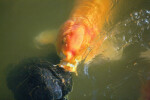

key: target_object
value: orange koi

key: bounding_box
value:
[56,0,113,73]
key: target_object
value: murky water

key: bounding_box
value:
[0,0,150,100]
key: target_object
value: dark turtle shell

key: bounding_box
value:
[7,57,72,100]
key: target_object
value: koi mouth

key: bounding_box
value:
[59,59,79,73]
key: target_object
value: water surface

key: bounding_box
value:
[0,0,150,100]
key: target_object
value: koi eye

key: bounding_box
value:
[59,52,66,59]
[62,39,65,45]
[62,36,67,45]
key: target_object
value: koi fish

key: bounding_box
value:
[56,0,113,73]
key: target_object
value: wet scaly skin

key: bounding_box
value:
[56,0,112,73]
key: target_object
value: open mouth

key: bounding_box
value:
[59,59,79,72]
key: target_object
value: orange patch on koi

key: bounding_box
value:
[56,0,113,72]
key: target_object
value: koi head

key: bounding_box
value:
[56,20,86,72]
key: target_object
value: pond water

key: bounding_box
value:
[0,0,150,100]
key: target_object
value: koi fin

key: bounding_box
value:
[84,35,123,64]
[34,29,58,49]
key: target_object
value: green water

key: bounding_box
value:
[0,0,150,100]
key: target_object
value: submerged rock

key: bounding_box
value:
[7,57,72,100]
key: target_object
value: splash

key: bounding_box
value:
[108,9,150,49]
[82,9,150,100]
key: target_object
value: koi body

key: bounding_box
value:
[56,0,113,72]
